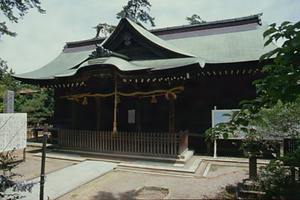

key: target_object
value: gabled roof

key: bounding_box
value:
[14,18,201,82]
[101,18,195,58]
[14,14,276,83]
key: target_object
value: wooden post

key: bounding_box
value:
[34,129,39,142]
[96,97,101,131]
[23,148,26,162]
[113,79,118,134]
[136,98,141,132]
[207,140,211,156]
[72,101,77,129]
[40,123,48,200]
[168,94,175,134]
[249,155,257,179]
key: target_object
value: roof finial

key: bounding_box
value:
[94,23,104,38]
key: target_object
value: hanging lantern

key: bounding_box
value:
[151,95,157,103]
[82,97,88,105]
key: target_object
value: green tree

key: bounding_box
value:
[0,59,19,111]
[206,20,300,199]
[186,14,205,25]
[1,1,47,199]
[116,0,155,27]
[15,86,54,126]
[1,150,35,199]
[94,23,116,38]
[1,0,46,110]
[206,20,300,141]
[254,100,300,139]
[0,0,45,37]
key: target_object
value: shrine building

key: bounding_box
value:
[14,14,276,159]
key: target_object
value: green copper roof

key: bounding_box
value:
[102,18,195,57]
[54,56,205,78]
[167,22,277,63]
[14,49,93,80]
[14,15,275,83]
[15,18,201,81]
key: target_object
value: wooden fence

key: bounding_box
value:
[58,130,188,157]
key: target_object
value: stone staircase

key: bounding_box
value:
[115,156,202,178]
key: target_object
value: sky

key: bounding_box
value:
[1,0,300,74]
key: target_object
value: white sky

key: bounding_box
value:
[1,0,300,74]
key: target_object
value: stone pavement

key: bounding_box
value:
[17,160,117,200]
[8,147,270,199]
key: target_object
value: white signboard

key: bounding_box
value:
[211,109,240,158]
[212,109,240,127]
[0,113,27,152]
[128,110,135,124]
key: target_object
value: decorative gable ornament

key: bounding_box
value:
[89,45,112,59]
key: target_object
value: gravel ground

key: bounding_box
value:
[5,148,249,199]
[5,147,77,182]
[59,166,247,199]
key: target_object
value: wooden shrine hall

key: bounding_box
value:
[15,14,276,159]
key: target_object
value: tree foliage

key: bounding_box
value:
[1,150,35,199]
[0,63,54,126]
[116,0,155,27]
[186,14,205,25]
[206,20,300,142]
[94,23,116,38]
[0,0,45,37]
[206,20,300,199]
[0,59,18,111]
[254,100,300,139]
[15,86,54,126]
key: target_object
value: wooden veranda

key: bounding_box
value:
[58,130,188,157]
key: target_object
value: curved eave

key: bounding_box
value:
[13,49,94,81]
[53,57,206,79]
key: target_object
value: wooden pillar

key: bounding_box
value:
[72,101,77,129]
[168,94,175,134]
[96,97,101,131]
[249,156,257,179]
[113,79,118,133]
[136,98,141,132]
[207,140,212,156]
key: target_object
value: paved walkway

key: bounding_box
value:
[18,160,117,200]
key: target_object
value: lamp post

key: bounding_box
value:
[40,124,48,200]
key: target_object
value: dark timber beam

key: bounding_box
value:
[96,97,101,131]
[168,94,175,134]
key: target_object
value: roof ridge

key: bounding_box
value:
[150,13,263,33]
[64,13,263,49]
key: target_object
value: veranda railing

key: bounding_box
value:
[58,130,188,157]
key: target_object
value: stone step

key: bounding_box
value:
[115,156,202,178]
[115,165,195,178]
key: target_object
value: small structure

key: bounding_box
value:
[14,14,276,158]
[0,113,27,160]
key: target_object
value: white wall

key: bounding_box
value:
[0,113,27,152]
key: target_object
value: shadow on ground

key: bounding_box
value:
[93,190,136,200]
